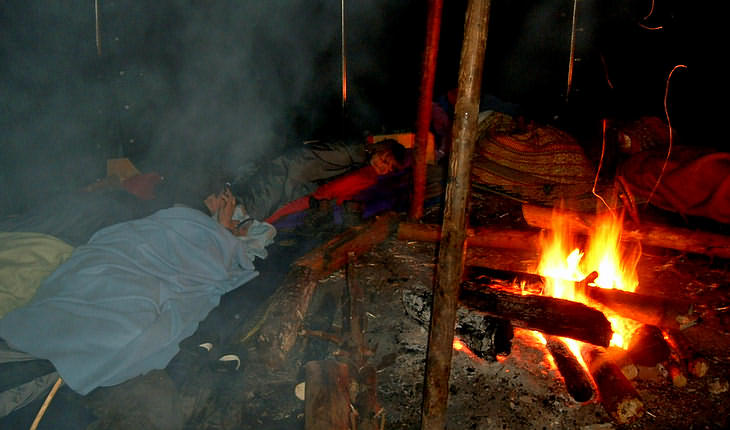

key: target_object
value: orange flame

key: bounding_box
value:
[537,208,642,352]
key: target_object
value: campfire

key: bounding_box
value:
[451,207,708,425]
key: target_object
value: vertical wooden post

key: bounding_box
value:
[409,0,444,221]
[420,1,491,429]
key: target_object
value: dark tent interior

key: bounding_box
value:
[1,1,727,430]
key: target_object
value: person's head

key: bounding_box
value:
[369,139,408,176]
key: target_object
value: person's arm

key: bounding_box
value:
[265,167,380,224]
[265,195,312,224]
[312,166,379,204]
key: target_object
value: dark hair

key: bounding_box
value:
[373,139,409,168]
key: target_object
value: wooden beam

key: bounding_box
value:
[297,212,399,276]
[522,204,730,259]
[421,1,491,429]
[304,360,352,430]
[397,222,542,251]
[243,213,399,369]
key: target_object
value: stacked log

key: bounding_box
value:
[581,345,645,425]
[544,336,594,402]
[460,282,613,347]
[241,213,399,369]
[664,329,710,378]
[522,204,730,260]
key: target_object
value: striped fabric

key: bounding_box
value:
[471,112,595,205]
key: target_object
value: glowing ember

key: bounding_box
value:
[453,338,466,351]
[452,337,483,362]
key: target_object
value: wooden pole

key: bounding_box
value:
[421,1,491,429]
[410,0,444,221]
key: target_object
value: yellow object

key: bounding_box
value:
[369,132,436,164]
[106,158,141,180]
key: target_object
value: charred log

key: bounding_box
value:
[402,287,513,360]
[460,281,613,347]
[581,345,645,425]
[582,285,698,331]
[663,329,710,378]
[466,266,699,332]
[627,324,672,366]
[545,336,594,402]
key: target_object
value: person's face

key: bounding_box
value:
[370,151,396,175]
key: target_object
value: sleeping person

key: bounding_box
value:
[0,195,275,397]
[229,138,409,224]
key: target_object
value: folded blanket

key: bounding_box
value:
[0,233,73,319]
[0,207,273,394]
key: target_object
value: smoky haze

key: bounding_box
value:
[0,1,423,214]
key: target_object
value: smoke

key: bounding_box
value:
[0,1,423,213]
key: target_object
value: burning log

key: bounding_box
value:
[522,204,730,260]
[544,336,594,402]
[580,345,645,425]
[626,324,671,366]
[243,213,399,369]
[605,346,639,380]
[466,266,698,332]
[663,329,710,378]
[582,284,698,331]
[304,360,352,430]
[460,281,613,347]
[626,324,689,386]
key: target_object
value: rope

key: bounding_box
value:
[645,64,687,206]
[94,0,102,56]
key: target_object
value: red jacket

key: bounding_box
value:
[265,166,379,224]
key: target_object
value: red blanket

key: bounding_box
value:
[619,147,730,223]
